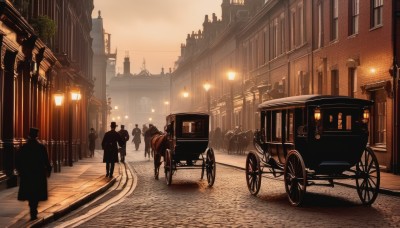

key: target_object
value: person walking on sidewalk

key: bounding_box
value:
[102,122,125,178]
[88,128,97,157]
[132,123,141,151]
[16,127,52,221]
[118,125,129,163]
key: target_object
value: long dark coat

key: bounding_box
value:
[132,127,142,144]
[88,132,97,151]
[102,130,124,163]
[16,139,51,201]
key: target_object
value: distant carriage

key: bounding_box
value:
[153,113,216,186]
[246,95,380,206]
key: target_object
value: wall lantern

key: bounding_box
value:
[70,88,81,101]
[54,91,64,106]
[363,109,370,123]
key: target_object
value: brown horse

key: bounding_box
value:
[148,126,169,179]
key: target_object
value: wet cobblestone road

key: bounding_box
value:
[80,149,400,227]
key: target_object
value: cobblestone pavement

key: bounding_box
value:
[75,145,400,227]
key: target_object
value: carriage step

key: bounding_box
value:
[307,180,334,187]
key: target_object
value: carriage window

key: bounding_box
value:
[273,111,282,141]
[182,119,206,137]
[287,111,294,142]
[323,108,354,131]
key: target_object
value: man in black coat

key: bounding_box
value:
[132,124,142,151]
[102,122,124,178]
[118,125,129,163]
[16,127,52,221]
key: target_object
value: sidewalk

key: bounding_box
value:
[0,150,119,228]
[213,149,400,196]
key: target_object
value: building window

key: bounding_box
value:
[348,68,357,97]
[318,3,323,48]
[290,9,296,50]
[298,71,309,95]
[279,13,285,55]
[317,72,323,94]
[264,29,269,63]
[330,0,339,41]
[298,2,304,45]
[371,0,383,28]
[349,0,359,35]
[371,90,386,147]
[331,69,339,95]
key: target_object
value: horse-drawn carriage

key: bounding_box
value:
[247,95,380,206]
[153,112,216,186]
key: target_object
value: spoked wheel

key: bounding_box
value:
[164,149,173,185]
[206,148,216,187]
[245,151,261,195]
[355,147,380,206]
[284,150,307,206]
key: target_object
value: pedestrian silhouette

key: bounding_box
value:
[16,127,52,221]
[132,123,142,151]
[88,128,97,157]
[102,122,125,178]
[118,125,129,163]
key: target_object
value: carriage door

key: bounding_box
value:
[283,109,295,159]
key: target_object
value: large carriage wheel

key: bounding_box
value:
[355,147,380,206]
[284,150,307,206]
[164,149,173,185]
[245,151,262,195]
[206,148,216,187]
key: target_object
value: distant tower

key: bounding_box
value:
[221,0,231,26]
[123,51,131,75]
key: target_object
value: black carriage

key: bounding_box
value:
[162,113,216,186]
[247,95,380,206]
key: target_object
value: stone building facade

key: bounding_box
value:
[0,0,94,188]
[172,0,400,173]
[107,56,171,131]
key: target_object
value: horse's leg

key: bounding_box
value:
[154,152,161,180]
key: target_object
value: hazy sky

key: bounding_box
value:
[92,0,221,74]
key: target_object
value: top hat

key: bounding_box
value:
[29,127,39,138]
[110,122,118,128]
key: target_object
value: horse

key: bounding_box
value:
[147,125,169,179]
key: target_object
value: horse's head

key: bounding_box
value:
[148,125,162,137]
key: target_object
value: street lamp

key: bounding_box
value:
[203,81,211,115]
[53,91,64,172]
[227,71,236,129]
[183,86,189,98]
[68,87,81,166]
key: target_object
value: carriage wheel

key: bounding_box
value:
[355,147,380,206]
[201,156,205,180]
[284,150,307,206]
[245,151,261,195]
[164,149,173,185]
[206,148,216,187]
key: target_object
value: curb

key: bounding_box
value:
[26,177,116,228]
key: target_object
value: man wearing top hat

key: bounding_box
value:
[102,122,125,178]
[118,125,129,163]
[16,127,52,221]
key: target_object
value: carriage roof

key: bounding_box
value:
[258,95,373,110]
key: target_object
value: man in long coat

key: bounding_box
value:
[118,125,129,163]
[88,128,97,157]
[102,122,125,177]
[132,124,142,151]
[16,127,52,221]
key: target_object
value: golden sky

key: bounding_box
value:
[93,0,221,74]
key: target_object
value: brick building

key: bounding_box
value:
[0,0,94,188]
[172,0,400,173]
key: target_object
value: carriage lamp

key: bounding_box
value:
[314,108,321,121]
[363,109,370,123]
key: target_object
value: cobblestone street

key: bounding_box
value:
[76,145,400,227]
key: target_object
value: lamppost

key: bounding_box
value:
[68,87,81,166]
[227,71,236,129]
[203,81,211,114]
[54,91,64,172]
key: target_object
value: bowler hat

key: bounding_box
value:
[110,122,118,128]
[29,127,39,138]
[121,125,125,128]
